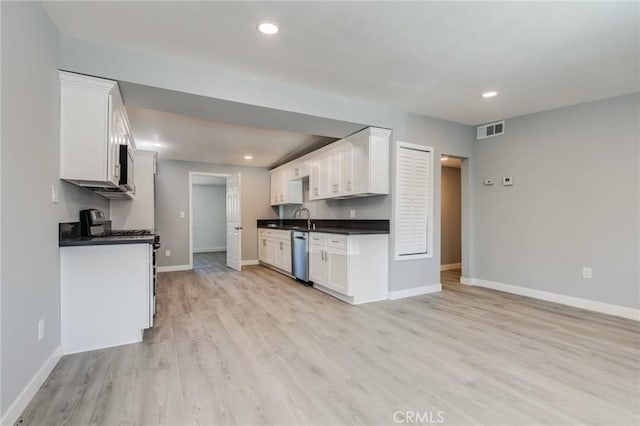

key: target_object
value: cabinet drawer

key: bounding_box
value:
[309,233,326,247]
[271,230,291,240]
[326,234,348,250]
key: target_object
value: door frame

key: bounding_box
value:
[188,171,231,270]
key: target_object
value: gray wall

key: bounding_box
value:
[471,93,640,309]
[1,1,109,416]
[193,185,226,252]
[441,166,461,265]
[155,160,275,267]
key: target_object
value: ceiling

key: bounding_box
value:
[45,1,639,125]
[127,106,336,168]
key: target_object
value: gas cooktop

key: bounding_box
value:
[101,229,153,237]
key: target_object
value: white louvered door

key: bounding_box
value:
[395,143,433,259]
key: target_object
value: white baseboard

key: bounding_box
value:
[193,247,226,253]
[158,264,191,273]
[241,259,259,266]
[441,263,462,271]
[460,277,640,321]
[388,284,442,301]
[0,345,62,426]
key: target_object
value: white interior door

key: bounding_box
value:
[226,173,242,271]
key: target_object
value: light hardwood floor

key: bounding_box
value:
[19,265,640,425]
[193,251,227,270]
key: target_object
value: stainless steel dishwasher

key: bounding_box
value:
[291,231,310,283]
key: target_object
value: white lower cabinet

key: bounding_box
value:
[258,229,292,274]
[309,234,329,284]
[61,243,153,355]
[309,232,388,304]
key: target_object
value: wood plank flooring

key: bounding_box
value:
[193,251,227,270]
[19,265,640,425]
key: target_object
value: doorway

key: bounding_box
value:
[188,172,242,271]
[440,155,463,288]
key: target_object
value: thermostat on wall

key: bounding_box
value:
[503,177,514,186]
[483,179,494,186]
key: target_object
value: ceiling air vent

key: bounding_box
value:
[477,120,505,140]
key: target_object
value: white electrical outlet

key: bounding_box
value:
[349,209,356,218]
[165,249,171,257]
[582,267,592,279]
[51,184,59,203]
[502,177,514,186]
[179,211,185,219]
[38,318,45,341]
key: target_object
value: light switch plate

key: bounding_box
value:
[179,211,185,219]
[582,267,592,279]
[38,318,45,341]
[349,209,356,218]
[483,179,494,186]
[51,184,59,203]
[502,177,514,186]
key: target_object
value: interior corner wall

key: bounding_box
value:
[155,160,275,267]
[471,93,640,309]
[441,166,462,265]
[192,185,227,252]
[1,2,109,419]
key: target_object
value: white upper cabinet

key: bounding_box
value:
[309,155,330,200]
[270,167,302,206]
[288,161,310,179]
[271,127,390,203]
[344,127,390,197]
[59,71,135,198]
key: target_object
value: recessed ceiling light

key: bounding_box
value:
[257,22,279,35]
[441,157,448,161]
[482,91,498,98]
[152,143,163,147]
[244,155,254,160]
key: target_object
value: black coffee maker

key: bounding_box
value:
[79,209,107,237]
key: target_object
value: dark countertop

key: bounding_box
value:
[60,235,156,247]
[257,219,390,235]
[58,221,156,247]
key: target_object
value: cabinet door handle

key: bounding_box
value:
[280,242,283,250]
[330,240,340,243]
[347,181,352,191]
[280,194,284,202]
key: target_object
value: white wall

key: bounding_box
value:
[471,93,640,310]
[193,184,226,252]
[1,2,109,422]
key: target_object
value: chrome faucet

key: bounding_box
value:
[293,207,311,228]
